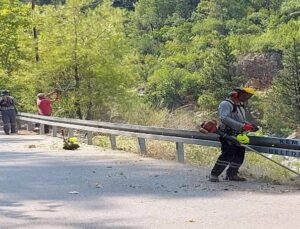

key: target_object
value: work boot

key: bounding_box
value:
[208,174,219,182]
[225,174,247,181]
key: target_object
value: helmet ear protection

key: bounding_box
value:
[229,90,239,98]
[229,87,255,102]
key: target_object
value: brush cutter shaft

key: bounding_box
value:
[200,120,300,176]
[243,145,300,176]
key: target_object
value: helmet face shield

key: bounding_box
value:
[238,91,253,102]
[232,87,255,102]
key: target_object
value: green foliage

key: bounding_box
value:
[250,0,283,12]
[192,18,227,35]
[35,0,66,5]
[0,0,30,75]
[263,39,300,135]
[134,0,199,32]
[0,0,34,111]
[137,34,161,55]
[1,0,299,138]
[112,0,136,10]
[197,40,245,110]
[280,0,300,21]
[31,0,135,119]
[194,0,249,21]
[146,66,200,109]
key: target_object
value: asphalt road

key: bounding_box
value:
[0,133,299,229]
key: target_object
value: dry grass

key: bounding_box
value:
[93,134,300,185]
[186,145,219,167]
[93,107,300,185]
[93,135,176,160]
[243,153,299,184]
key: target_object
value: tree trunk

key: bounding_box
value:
[73,15,82,119]
[86,82,93,120]
[32,0,39,62]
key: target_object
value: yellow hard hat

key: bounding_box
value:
[241,87,256,95]
[236,134,250,144]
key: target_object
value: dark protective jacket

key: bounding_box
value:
[0,96,15,111]
[218,99,248,135]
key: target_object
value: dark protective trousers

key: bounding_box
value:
[211,137,245,177]
[1,109,17,134]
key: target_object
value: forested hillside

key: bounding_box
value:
[0,0,299,136]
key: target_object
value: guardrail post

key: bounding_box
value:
[40,124,45,134]
[27,122,34,131]
[138,138,147,155]
[52,126,58,137]
[176,142,184,163]
[17,119,22,130]
[68,129,74,137]
[110,135,117,150]
[87,131,93,145]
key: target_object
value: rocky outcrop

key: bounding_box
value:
[287,132,300,139]
[237,51,283,89]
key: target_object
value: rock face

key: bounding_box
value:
[237,51,283,89]
[287,132,300,139]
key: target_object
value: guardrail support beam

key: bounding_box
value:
[138,138,147,155]
[68,129,74,137]
[40,124,45,135]
[16,113,300,158]
[176,142,184,163]
[52,126,58,137]
[110,135,117,150]
[87,131,93,145]
[17,120,22,130]
[27,122,34,131]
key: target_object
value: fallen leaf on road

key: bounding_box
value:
[95,183,102,188]
[186,219,195,223]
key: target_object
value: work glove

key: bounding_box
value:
[252,124,260,132]
[242,123,255,132]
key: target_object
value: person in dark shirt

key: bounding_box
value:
[0,90,17,135]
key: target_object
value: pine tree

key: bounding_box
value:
[263,38,300,135]
[198,40,244,110]
[273,38,300,123]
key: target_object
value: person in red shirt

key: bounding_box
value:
[36,90,60,133]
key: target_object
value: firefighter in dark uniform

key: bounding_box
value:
[0,90,17,135]
[209,87,257,182]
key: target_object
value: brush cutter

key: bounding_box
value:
[199,120,300,176]
[61,129,80,150]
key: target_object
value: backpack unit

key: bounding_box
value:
[0,96,14,107]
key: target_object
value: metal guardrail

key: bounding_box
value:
[16,112,300,163]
